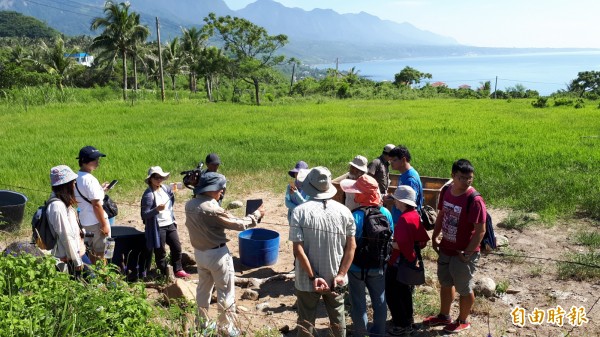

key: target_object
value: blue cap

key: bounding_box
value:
[194,172,227,195]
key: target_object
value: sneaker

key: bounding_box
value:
[387,326,413,336]
[443,320,471,334]
[422,314,452,327]
[174,270,191,278]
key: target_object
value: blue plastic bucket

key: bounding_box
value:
[238,228,280,268]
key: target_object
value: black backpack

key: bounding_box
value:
[440,186,497,253]
[352,206,392,275]
[31,198,60,250]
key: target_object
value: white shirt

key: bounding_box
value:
[154,187,173,227]
[75,171,107,226]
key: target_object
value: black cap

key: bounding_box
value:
[76,146,106,162]
[205,153,221,165]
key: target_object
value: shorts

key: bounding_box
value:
[84,223,108,254]
[437,251,480,296]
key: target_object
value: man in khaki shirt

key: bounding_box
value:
[185,172,265,335]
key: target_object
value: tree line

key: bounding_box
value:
[1,2,598,105]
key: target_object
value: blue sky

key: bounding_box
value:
[223,0,600,48]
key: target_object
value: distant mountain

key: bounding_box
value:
[237,0,457,46]
[0,0,465,62]
[0,11,59,39]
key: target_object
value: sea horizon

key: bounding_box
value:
[315,50,600,96]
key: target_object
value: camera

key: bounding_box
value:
[181,162,204,190]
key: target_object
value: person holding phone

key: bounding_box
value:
[75,145,110,264]
[285,160,309,224]
[141,166,190,279]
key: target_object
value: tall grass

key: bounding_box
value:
[0,98,598,223]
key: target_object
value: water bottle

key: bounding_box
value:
[104,237,115,259]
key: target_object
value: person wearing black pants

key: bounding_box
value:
[141,166,191,279]
[386,186,430,336]
[385,265,415,333]
[154,223,183,275]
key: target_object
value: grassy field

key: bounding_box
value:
[0,98,599,223]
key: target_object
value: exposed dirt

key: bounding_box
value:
[6,188,598,337]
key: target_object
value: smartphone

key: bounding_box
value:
[106,179,118,190]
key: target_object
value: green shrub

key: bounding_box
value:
[0,253,169,337]
[531,97,549,108]
[554,98,573,106]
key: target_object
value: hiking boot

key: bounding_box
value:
[174,270,192,278]
[443,320,471,334]
[422,314,452,327]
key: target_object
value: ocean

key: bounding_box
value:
[316,51,600,96]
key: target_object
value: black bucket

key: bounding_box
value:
[110,226,149,282]
[0,190,28,232]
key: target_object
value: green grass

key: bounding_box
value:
[498,211,537,231]
[557,252,600,281]
[0,98,599,227]
[575,230,600,248]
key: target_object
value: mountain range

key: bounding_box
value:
[0,0,571,63]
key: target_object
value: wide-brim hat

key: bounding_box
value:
[288,160,309,178]
[392,185,417,207]
[296,168,310,183]
[340,175,379,195]
[349,155,368,173]
[302,166,337,200]
[145,166,170,183]
[383,144,395,154]
[50,165,78,187]
[194,172,227,195]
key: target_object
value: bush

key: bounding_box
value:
[0,253,169,336]
[531,97,549,108]
[554,98,573,106]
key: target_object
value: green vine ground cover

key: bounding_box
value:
[0,98,598,222]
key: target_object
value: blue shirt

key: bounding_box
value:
[349,206,394,273]
[391,167,424,224]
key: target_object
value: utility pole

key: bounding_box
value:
[156,17,165,102]
[289,61,296,95]
[494,76,498,99]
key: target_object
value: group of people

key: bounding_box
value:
[43,143,487,337]
[284,144,487,336]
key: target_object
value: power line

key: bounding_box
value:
[24,0,99,19]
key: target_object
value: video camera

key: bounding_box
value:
[180,162,204,190]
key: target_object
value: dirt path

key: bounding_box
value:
[87,189,600,336]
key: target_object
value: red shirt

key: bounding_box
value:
[438,186,487,256]
[389,209,430,264]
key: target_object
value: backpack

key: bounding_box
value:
[31,198,60,250]
[440,185,497,253]
[419,205,437,231]
[352,206,392,275]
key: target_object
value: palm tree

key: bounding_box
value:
[90,1,149,100]
[181,27,207,93]
[30,37,76,91]
[163,37,187,91]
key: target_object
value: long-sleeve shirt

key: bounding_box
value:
[185,194,260,251]
[367,155,390,195]
[47,200,83,267]
[285,184,308,223]
[389,209,430,264]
